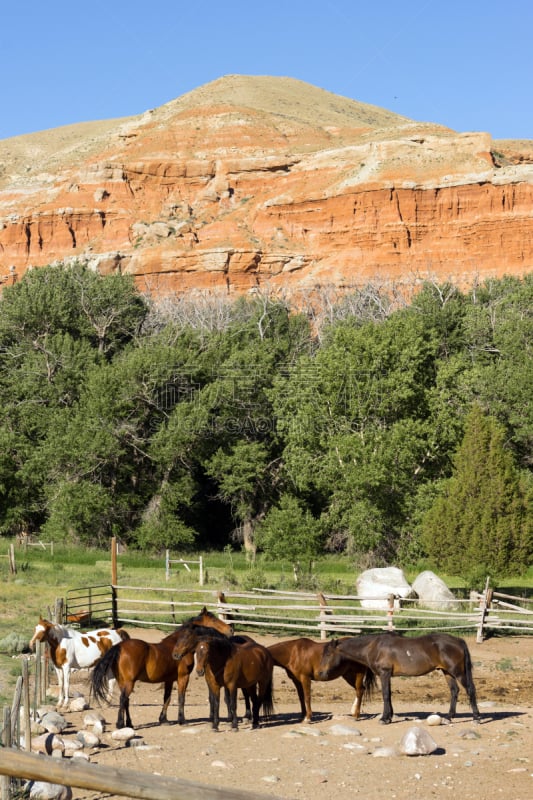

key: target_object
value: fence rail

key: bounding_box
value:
[64,582,533,641]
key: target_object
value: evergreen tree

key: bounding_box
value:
[421,404,532,579]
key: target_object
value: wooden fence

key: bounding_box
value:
[64,582,533,642]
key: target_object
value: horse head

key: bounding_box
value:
[29,617,53,650]
[195,640,209,677]
[317,638,342,679]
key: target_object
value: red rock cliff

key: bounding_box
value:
[1,75,532,296]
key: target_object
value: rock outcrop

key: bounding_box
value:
[1,75,532,297]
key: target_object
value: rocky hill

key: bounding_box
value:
[1,74,532,297]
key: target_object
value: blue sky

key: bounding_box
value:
[2,0,531,141]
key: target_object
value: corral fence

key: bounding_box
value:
[1,582,532,798]
[64,580,533,643]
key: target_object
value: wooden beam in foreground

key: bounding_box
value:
[0,749,282,800]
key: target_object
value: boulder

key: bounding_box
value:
[398,726,438,756]
[412,571,460,610]
[356,567,414,610]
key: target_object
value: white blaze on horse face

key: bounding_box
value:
[29,623,46,648]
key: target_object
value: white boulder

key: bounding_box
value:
[412,571,460,610]
[356,567,414,610]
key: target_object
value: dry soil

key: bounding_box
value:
[53,631,533,800]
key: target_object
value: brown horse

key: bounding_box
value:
[318,632,481,724]
[91,607,232,728]
[268,637,376,722]
[172,625,256,722]
[175,632,274,730]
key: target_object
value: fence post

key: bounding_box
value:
[476,577,492,643]
[386,594,395,630]
[22,659,31,751]
[111,585,118,629]
[317,592,331,640]
[199,555,204,586]
[1,707,11,800]
[54,597,64,624]
[8,543,16,574]
[111,536,117,585]
[165,549,170,581]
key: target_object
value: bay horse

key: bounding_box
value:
[91,607,232,728]
[193,635,275,730]
[318,632,481,724]
[172,624,256,722]
[268,637,376,722]
[30,616,130,708]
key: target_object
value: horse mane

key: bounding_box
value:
[184,623,230,641]
[200,633,234,653]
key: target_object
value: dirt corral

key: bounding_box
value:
[53,631,533,800]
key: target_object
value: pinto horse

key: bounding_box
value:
[91,608,232,728]
[30,616,130,708]
[193,635,275,730]
[318,632,481,724]
[268,637,376,722]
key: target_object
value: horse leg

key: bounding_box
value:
[285,670,307,721]
[177,669,190,725]
[379,670,393,724]
[457,671,481,721]
[228,687,239,730]
[54,667,65,708]
[223,687,232,721]
[242,688,252,720]
[61,666,70,708]
[118,685,133,729]
[350,673,364,719]
[158,680,174,724]
[299,676,313,722]
[248,685,260,729]
[209,687,220,731]
[444,673,460,719]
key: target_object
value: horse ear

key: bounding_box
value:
[200,606,208,614]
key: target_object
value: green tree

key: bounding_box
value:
[256,494,323,576]
[421,404,532,579]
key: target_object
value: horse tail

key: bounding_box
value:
[92,643,121,704]
[117,628,130,641]
[362,666,377,703]
[461,639,478,703]
[260,677,275,722]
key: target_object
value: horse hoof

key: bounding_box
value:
[379,718,392,725]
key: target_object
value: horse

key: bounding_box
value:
[172,624,256,722]
[192,635,275,730]
[29,616,130,708]
[318,632,481,724]
[91,607,232,728]
[267,637,376,722]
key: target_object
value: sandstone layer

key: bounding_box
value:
[1,75,532,297]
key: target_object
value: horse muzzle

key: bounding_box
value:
[196,667,205,677]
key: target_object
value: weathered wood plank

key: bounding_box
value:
[0,749,281,800]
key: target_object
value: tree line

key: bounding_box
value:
[0,264,531,581]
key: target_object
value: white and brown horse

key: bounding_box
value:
[30,616,129,707]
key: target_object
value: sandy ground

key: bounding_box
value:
[41,631,533,800]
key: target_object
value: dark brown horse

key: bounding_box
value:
[318,632,481,724]
[176,632,275,730]
[172,625,256,722]
[91,607,232,728]
[268,637,376,722]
